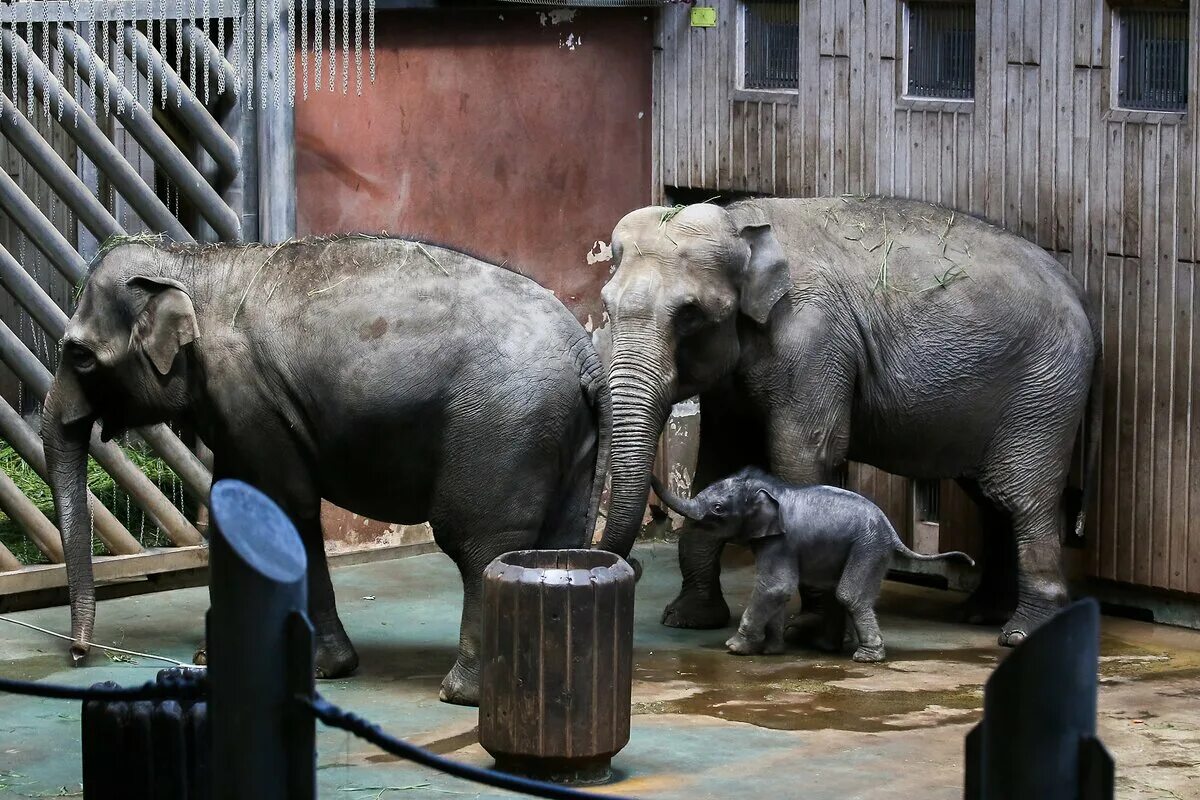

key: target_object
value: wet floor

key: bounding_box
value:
[2,542,1199,799]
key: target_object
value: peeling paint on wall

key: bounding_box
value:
[560,33,583,50]
[538,9,577,26]
[587,240,613,265]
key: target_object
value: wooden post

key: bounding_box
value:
[207,479,315,800]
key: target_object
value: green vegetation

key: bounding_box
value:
[0,442,192,566]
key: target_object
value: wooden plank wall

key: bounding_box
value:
[653,0,1200,595]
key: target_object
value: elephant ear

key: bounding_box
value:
[746,487,784,540]
[127,275,199,376]
[736,223,790,325]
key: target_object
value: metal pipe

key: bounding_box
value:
[0,243,212,504]
[0,162,89,283]
[258,3,297,244]
[0,455,65,563]
[0,29,190,242]
[119,24,240,176]
[181,22,239,114]
[0,539,20,572]
[0,319,202,549]
[0,95,123,243]
[57,27,243,242]
[0,389,140,556]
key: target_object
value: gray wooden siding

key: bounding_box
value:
[653,0,1200,595]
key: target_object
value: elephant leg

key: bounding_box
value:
[955,479,1017,626]
[836,549,889,663]
[662,532,732,629]
[295,514,359,679]
[1000,500,1069,647]
[439,529,539,706]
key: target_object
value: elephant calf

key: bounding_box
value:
[652,468,973,661]
[42,235,616,705]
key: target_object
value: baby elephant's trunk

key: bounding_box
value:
[893,541,976,567]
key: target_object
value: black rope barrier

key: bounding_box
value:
[0,671,206,703]
[304,694,638,800]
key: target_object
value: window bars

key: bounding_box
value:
[1117,7,1189,113]
[743,0,800,92]
[906,1,975,101]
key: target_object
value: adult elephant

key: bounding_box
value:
[597,196,1100,647]
[43,235,610,705]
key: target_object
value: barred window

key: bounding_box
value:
[743,1,800,91]
[906,2,975,100]
[1116,8,1189,112]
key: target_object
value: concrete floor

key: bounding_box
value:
[2,543,1199,799]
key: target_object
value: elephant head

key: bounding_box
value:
[43,244,199,660]
[596,204,790,556]
[649,469,782,543]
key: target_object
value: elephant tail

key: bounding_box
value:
[1067,345,1104,540]
[893,542,976,567]
[580,345,612,549]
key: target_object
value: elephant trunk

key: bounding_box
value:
[648,474,703,521]
[42,383,96,664]
[596,327,675,558]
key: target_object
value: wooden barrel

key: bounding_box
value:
[479,549,636,785]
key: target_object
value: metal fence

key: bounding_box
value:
[0,0,298,599]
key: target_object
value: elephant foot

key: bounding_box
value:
[439,660,481,706]
[998,628,1027,648]
[763,636,787,655]
[661,592,730,630]
[314,628,359,679]
[725,632,764,656]
[852,643,886,663]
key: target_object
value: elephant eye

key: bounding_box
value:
[69,345,97,372]
[712,502,725,516]
[675,300,706,334]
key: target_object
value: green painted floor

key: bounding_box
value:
[2,543,1199,799]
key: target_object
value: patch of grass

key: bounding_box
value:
[0,442,193,566]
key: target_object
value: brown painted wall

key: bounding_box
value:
[295,7,654,541]
[295,7,654,329]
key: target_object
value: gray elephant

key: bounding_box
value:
[42,235,611,706]
[650,469,973,661]
[597,196,1100,648]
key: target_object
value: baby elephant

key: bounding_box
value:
[651,468,974,662]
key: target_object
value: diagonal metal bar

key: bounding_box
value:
[182,22,239,110]
[58,26,243,241]
[0,157,89,283]
[0,456,66,563]
[0,94,124,243]
[120,24,241,176]
[0,538,21,572]
[0,319,202,549]
[0,388,140,557]
[0,242,212,504]
[0,29,190,242]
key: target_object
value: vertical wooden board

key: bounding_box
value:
[835,57,851,194]
[1155,134,1183,591]
[1036,9,1057,248]
[590,568,618,752]
[719,0,734,191]
[1004,65,1022,230]
[985,0,1008,222]
[683,19,695,187]
[1055,0,1075,254]
[775,103,791,195]
[1098,255,1122,580]
[1116,256,1141,586]
[848,4,865,195]
[834,0,849,56]
[1122,126,1141,256]
[749,100,764,192]
[700,26,714,188]
[862,0,879,194]
[894,108,910,197]
[538,573,571,755]
[800,0,821,196]
[938,480,984,560]
[877,58,896,197]
[941,112,957,207]
[1140,124,1164,589]
[731,100,746,193]
[969,1,990,214]
[566,569,597,753]
[1019,65,1038,241]
[1006,0,1023,64]
[879,0,896,60]
[1189,261,1200,593]
[956,112,971,209]
[1022,0,1040,66]
[1105,123,1126,259]
[1073,0,1093,67]
[663,11,679,189]
[819,57,835,195]
[820,0,835,56]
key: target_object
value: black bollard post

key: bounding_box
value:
[207,480,316,800]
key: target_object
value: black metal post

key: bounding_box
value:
[207,480,316,800]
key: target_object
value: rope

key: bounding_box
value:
[0,670,206,703]
[304,694,637,800]
[0,614,198,668]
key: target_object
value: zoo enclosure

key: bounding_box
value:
[0,0,298,600]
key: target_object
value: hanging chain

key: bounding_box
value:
[217,0,226,96]
[40,1,51,122]
[25,20,36,117]
[368,0,375,83]
[314,0,322,92]
[301,0,309,100]
[341,0,348,94]
[354,0,362,96]
[246,0,255,108]
[287,0,295,106]
[202,0,211,104]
